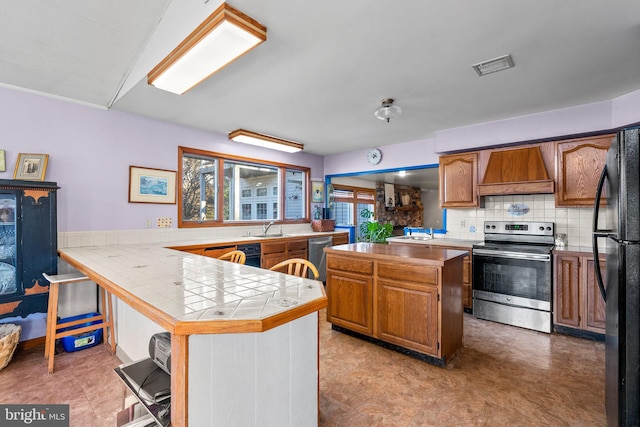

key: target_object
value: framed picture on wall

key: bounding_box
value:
[311,181,324,203]
[13,153,49,181]
[128,166,176,204]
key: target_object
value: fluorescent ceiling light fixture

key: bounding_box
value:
[148,3,267,95]
[398,170,406,177]
[229,129,304,153]
[472,54,514,76]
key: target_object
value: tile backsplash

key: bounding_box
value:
[444,194,593,247]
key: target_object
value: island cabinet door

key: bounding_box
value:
[326,255,374,335]
[377,280,439,356]
[376,262,440,357]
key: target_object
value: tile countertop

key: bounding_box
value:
[552,244,596,255]
[386,236,480,249]
[58,244,327,335]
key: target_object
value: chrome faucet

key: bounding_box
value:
[262,221,275,235]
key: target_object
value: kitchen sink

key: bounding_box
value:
[391,235,433,241]
[249,233,285,238]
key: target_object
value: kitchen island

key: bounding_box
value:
[59,244,327,427]
[324,243,467,366]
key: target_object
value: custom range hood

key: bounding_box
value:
[478,146,554,196]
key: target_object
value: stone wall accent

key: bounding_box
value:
[375,182,423,227]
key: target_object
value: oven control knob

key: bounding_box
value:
[539,226,544,231]
[491,225,496,229]
[486,225,491,229]
[546,227,552,231]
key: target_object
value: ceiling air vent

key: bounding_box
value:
[472,54,514,76]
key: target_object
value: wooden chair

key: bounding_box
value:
[217,250,246,264]
[269,258,320,280]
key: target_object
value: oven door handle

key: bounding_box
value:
[472,249,551,262]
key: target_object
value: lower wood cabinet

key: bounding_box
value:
[286,238,308,260]
[261,241,288,269]
[554,252,606,335]
[203,245,236,258]
[332,233,349,246]
[261,237,309,269]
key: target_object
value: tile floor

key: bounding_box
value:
[0,311,605,426]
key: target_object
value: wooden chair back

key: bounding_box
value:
[269,258,320,280]
[217,250,246,264]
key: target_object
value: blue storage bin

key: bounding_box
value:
[57,312,103,352]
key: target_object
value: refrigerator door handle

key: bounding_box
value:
[592,164,608,302]
[592,164,611,234]
[592,233,607,302]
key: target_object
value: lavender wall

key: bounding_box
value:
[0,86,324,232]
[434,88,640,154]
[323,137,439,177]
[324,88,640,176]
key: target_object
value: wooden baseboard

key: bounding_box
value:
[17,336,46,351]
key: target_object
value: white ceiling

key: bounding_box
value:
[1,1,640,157]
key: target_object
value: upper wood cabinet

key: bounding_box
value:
[439,152,479,208]
[555,134,613,207]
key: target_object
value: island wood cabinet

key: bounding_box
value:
[377,262,439,355]
[554,251,606,335]
[439,152,479,208]
[325,257,374,335]
[555,134,613,207]
[388,241,472,311]
[325,244,465,365]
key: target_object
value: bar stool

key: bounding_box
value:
[42,272,116,374]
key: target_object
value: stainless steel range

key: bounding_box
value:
[472,221,555,333]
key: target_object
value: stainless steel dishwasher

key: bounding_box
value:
[308,236,333,282]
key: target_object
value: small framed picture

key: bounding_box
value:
[13,153,49,181]
[0,150,5,172]
[311,181,324,203]
[129,166,177,204]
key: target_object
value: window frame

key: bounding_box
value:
[178,146,311,228]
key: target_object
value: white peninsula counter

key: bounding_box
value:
[59,244,327,427]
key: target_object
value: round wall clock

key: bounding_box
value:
[367,148,382,165]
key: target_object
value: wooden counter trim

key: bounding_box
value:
[325,243,467,266]
[171,333,189,427]
[59,251,327,335]
[168,231,349,252]
[172,296,327,335]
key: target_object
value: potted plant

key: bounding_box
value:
[358,209,393,243]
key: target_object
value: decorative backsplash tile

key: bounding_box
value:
[444,194,593,247]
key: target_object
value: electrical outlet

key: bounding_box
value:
[157,217,172,228]
[460,219,466,228]
[144,219,152,228]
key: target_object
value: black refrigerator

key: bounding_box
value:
[593,127,640,426]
